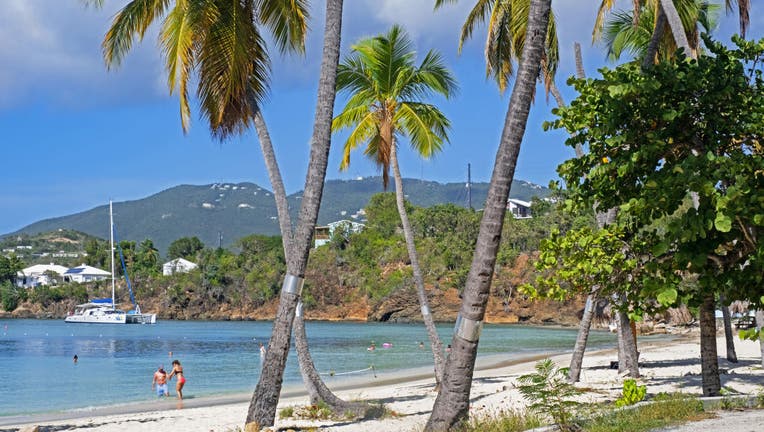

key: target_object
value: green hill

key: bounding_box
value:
[5,177,550,255]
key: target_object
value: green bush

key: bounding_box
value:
[1,282,20,311]
[517,359,581,431]
[615,379,647,407]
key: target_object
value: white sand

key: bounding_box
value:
[8,333,764,432]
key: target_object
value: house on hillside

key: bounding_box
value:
[64,264,110,283]
[314,220,366,248]
[15,263,69,288]
[507,198,532,219]
[162,258,198,276]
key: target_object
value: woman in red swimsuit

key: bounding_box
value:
[168,359,186,399]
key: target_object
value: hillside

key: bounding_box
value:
[0,229,99,267]
[6,177,550,255]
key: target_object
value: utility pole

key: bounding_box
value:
[467,163,472,210]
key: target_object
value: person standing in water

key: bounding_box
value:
[167,360,185,399]
[259,342,266,358]
[152,365,168,397]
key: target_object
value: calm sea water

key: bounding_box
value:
[0,319,616,417]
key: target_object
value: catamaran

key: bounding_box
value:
[65,201,156,324]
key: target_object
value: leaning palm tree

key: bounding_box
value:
[91,0,349,427]
[332,25,458,385]
[425,0,553,429]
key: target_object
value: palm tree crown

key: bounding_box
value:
[602,0,719,61]
[100,0,308,137]
[332,25,458,187]
[435,0,558,93]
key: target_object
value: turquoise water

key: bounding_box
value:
[0,319,615,417]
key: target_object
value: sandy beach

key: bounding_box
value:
[6,332,764,432]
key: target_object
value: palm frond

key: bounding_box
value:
[457,0,496,53]
[593,0,621,41]
[396,102,450,159]
[255,0,310,54]
[338,110,378,171]
[103,0,171,67]
[197,0,270,139]
[726,0,750,38]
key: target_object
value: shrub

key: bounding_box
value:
[1,282,20,311]
[615,379,646,407]
[517,358,581,431]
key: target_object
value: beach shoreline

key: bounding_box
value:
[5,333,763,432]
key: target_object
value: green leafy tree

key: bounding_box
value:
[332,25,458,384]
[167,236,205,261]
[84,238,108,269]
[550,36,764,396]
[0,254,23,284]
[135,239,160,276]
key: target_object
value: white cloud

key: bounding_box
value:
[0,0,164,110]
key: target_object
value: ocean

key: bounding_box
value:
[0,319,616,418]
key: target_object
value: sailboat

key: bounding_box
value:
[65,201,156,324]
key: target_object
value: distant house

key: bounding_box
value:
[16,263,69,288]
[507,198,532,219]
[314,220,366,248]
[162,258,198,276]
[64,264,111,283]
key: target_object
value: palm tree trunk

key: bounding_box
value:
[424,0,552,429]
[757,309,764,368]
[253,110,294,249]
[390,140,445,385]
[293,302,366,415]
[659,0,693,55]
[246,0,344,428]
[253,108,355,415]
[720,295,738,363]
[643,6,667,68]
[699,291,721,396]
[616,305,640,377]
[574,42,585,80]
[568,293,597,382]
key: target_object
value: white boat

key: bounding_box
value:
[65,299,127,324]
[65,201,156,325]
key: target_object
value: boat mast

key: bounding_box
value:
[467,163,472,210]
[109,200,116,310]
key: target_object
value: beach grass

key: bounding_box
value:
[454,409,542,432]
[580,394,712,432]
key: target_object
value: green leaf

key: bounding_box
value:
[657,288,678,307]
[714,213,732,232]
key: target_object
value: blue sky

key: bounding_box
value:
[0,0,760,234]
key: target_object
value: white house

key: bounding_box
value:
[16,263,69,288]
[507,198,532,219]
[162,258,198,276]
[64,264,111,283]
[314,220,366,248]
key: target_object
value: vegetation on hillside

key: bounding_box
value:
[0,192,589,321]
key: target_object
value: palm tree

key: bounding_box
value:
[601,0,718,62]
[331,25,458,385]
[92,0,350,426]
[434,0,558,93]
[595,1,752,67]
[425,0,553,429]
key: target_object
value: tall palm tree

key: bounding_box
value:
[331,25,458,385]
[247,1,346,427]
[91,0,350,426]
[425,0,553,429]
[434,0,559,93]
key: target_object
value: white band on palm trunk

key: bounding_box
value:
[282,274,304,296]
[421,305,431,316]
[296,301,304,318]
[454,314,483,342]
